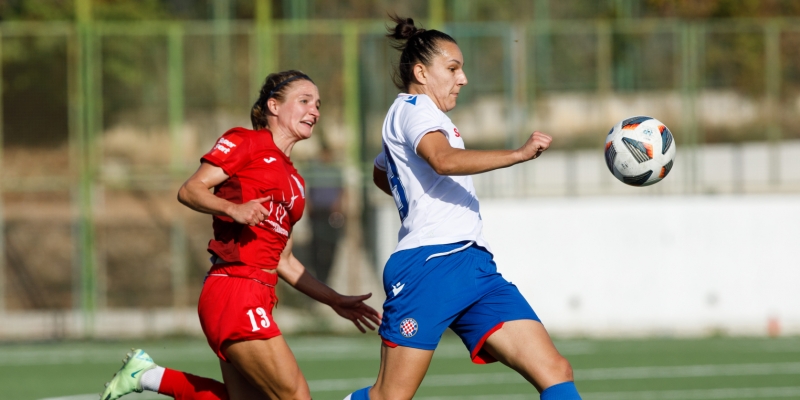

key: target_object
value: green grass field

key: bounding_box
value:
[2,334,800,400]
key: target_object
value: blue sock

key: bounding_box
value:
[540,381,581,400]
[347,386,371,400]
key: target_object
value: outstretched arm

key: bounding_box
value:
[277,235,381,332]
[416,130,552,176]
[177,162,272,226]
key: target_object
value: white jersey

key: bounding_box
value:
[375,93,491,254]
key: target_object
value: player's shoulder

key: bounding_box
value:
[221,127,279,149]
[215,127,253,146]
[396,94,442,119]
[220,126,259,140]
[396,93,438,109]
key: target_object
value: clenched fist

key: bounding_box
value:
[516,131,552,162]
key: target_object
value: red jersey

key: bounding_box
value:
[201,127,306,269]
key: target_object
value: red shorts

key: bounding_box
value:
[197,263,280,361]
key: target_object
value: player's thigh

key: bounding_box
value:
[223,337,310,400]
[219,358,268,400]
[449,264,540,364]
[371,343,435,400]
[482,319,573,392]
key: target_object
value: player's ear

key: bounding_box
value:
[266,97,279,115]
[413,63,427,85]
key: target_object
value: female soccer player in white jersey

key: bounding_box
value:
[345,16,582,400]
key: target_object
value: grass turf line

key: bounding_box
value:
[1,335,799,400]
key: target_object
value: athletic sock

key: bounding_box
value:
[345,386,372,400]
[140,366,166,392]
[540,381,581,400]
[158,368,229,400]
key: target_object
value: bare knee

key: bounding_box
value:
[517,353,574,391]
[285,386,311,400]
[264,377,310,400]
[548,355,574,382]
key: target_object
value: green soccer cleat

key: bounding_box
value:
[100,348,157,400]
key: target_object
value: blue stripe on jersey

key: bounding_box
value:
[383,143,410,222]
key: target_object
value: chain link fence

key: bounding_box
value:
[2,14,800,337]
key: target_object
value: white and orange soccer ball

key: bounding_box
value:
[604,116,677,186]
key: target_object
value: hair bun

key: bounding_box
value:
[388,15,424,41]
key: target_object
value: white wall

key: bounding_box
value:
[375,195,800,337]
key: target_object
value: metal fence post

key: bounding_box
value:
[342,23,363,293]
[429,0,445,30]
[168,24,188,309]
[75,0,98,337]
[509,24,528,196]
[507,24,526,149]
[534,0,551,89]
[0,31,5,314]
[597,21,613,94]
[168,25,185,178]
[213,0,232,108]
[252,0,276,91]
[765,21,781,186]
[680,22,700,195]
[597,21,613,191]
[343,24,361,172]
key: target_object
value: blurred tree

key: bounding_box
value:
[2,0,800,148]
[645,0,800,95]
[0,0,169,147]
[645,0,800,19]
[0,0,75,20]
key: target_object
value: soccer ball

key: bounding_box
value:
[604,116,676,186]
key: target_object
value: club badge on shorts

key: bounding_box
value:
[400,318,418,338]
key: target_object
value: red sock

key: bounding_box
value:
[158,368,229,400]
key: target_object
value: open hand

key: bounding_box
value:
[331,293,382,333]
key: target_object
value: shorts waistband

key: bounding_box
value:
[426,241,474,261]
[423,241,492,262]
[207,264,279,286]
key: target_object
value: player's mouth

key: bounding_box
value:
[301,120,315,127]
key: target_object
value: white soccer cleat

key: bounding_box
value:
[100,348,156,400]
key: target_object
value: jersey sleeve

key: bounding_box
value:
[374,151,387,171]
[201,129,252,176]
[399,100,448,153]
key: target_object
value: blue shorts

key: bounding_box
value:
[378,242,539,364]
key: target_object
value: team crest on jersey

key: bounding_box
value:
[399,318,418,338]
[453,127,461,137]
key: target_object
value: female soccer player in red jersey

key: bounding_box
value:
[101,70,381,400]
[345,17,581,400]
